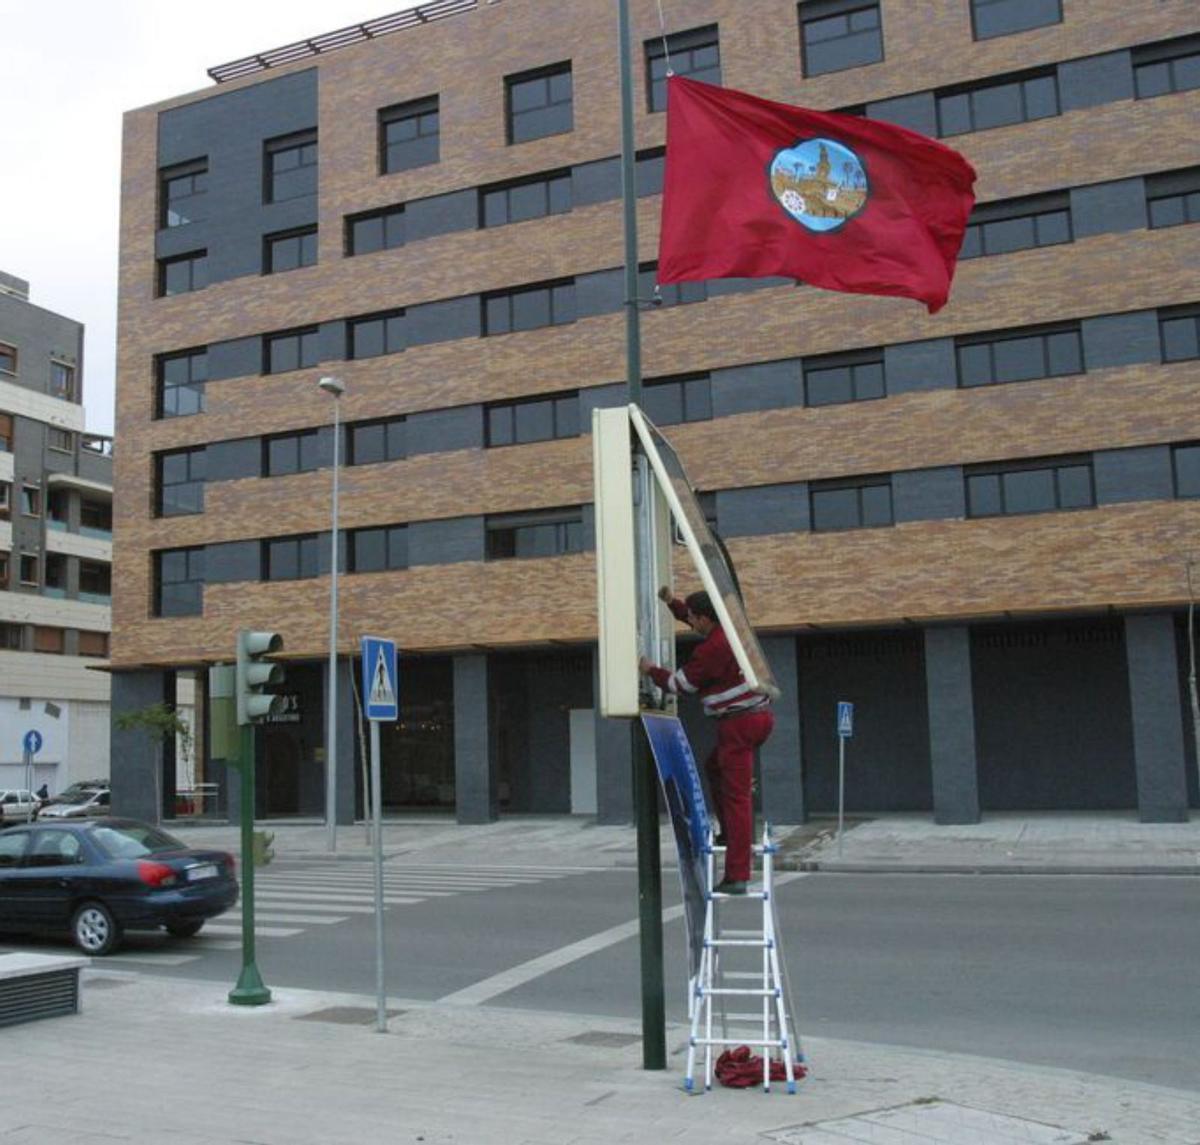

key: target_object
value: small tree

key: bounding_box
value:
[114,702,192,823]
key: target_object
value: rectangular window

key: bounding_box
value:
[959,192,1071,259]
[33,626,64,654]
[265,130,317,203]
[810,475,893,531]
[481,170,572,228]
[156,348,208,419]
[638,263,707,308]
[1134,35,1200,100]
[349,525,408,573]
[1146,167,1200,230]
[0,481,9,515]
[957,322,1083,387]
[483,280,576,336]
[19,554,38,585]
[380,96,439,173]
[159,158,207,228]
[21,485,40,517]
[157,250,208,297]
[348,311,406,359]
[966,456,1094,517]
[0,342,16,375]
[936,68,1059,137]
[50,361,75,400]
[1173,444,1200,499]
[264,327,319,374]
[641,373,712,427]
[47,427,73,453]
[157,447,207,516]
[47,489,68,525]
[646,25,721,113]
[348,417,407,466]
[486,392,580,447]
[264,227,318,274]
[0,621,20,649]
[507,63,573,145]
[78,630,109,658]
[970,0,1061,40]
[264,430,321,477]
[346,205,405,256]
[637,147,666,197]
[0,412,11,452]
[804,349,885,407]
[1160,305,1200,362]
[486,507,585,560]
[80,498,111,531]
[155,547,205,617]
[79,561,111,597]
[799,0,884,78]
[263,534,321,581]
[45,552,67,590]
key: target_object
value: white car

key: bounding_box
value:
[0,789,40,824]
[38,788,111,819]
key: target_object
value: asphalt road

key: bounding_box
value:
[5,866,1198,1091]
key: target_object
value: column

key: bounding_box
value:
[454,653,495,824]
[760,635,804,824]
[110,668,175,823]
[924,627,981,824]
[592,646,633,824]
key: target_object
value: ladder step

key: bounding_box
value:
[722,929,761,938]
[698,987,779,997]
[720,1012,778,1022]
[691,1037,786,1047]
[721,971,763,981]
[708,938,769,948]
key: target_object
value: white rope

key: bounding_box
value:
[655,0,674,76]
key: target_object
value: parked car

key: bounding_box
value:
[39,779,108,809]
[0,790,40,825]
[38,788,111,819]
[0,818,237,955]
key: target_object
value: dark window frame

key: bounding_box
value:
[1172,443,1200,500]
[959,192,1072,259]
[640,373,713,427]
[348,416,407,466]
[379,96,440,174]
[157,250,208,297]
[264,226,318,274]
[506,62,574,145]
[638,262,707,308]
[809,474,894,532]
[956,321,1084,388]
[803,348,886,407]
[155,546,205,617]
[264,130,318,204]
[965,455,1095,518]
[936,67,1060,137]
[0,342,15,375]
[348,524,409,573]
[799,0,884,78]
[1133,35,1200,100]
[1159,304,1200,363]
[262,533,322,581]
[159,158,207,228]
[1146,167,1200,230]
[263,327,320,375]
[485,391,581,447]
[969,0,1062,41]
[483,279,577,336]
[348,310,406,360]
[263,429,322,478]
[156,347,208,419]
[157,446,207,517]
[480,169,573,228]
[346,204,406,256]
[645,24,721,113]
[49,360,75,400]
[485,506,585,560]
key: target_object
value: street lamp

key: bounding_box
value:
[318,374,345,851]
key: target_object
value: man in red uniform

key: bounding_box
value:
[638,588,774,895]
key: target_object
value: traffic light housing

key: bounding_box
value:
[236,631,285,725]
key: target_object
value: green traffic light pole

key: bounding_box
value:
[229,720,271,1006]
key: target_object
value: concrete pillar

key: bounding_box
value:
[454,653,496,823]
[924,627,981,824]
[1125,613,1189,822]
[110,668,175,823]
[760,635,804,823]
[592,646,633,824]
[325,657,357,825]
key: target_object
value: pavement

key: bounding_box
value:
[2,812,1199,1144]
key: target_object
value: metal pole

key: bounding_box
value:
[370,718,387,1032]
[23,750,33,822]
[618,0,665,1071]
[229,723,271,1005]
[326,394,341,851]
[837,736,845,858]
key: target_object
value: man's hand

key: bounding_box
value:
[658,586,673,604]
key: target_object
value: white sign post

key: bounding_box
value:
[22,730,42,823]
[361,636,398,1033]
[836,702,854,857]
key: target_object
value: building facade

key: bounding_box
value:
[111,0,1199,825]
[0,271,114,794]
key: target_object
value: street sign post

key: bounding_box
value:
[360,636,397,1033]
[22,730,42,823]
[836,702,854,856]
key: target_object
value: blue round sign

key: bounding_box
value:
[23,729,42,755]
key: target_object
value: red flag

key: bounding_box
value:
[657,76,977,313]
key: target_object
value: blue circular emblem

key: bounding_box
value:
[769,138,868,232]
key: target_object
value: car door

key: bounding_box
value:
[0,829,33,927]
[85,791,111,817]
[20,829,89,927]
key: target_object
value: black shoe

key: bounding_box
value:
[714,879,747,896]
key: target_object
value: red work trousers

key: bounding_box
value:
[704,709,774,882]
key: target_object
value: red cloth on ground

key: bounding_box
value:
[715,1045,807,1088]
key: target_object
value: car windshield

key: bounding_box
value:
[90,823,186,859]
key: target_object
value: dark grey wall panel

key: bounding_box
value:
[408,516,485,565]
[759,635,804,823]
[454,653,496,823]
[580,383,627,428]
[110,670,174,821]
[592,645,633,823]
[406,406,484,455]
[1094,445,1173,505]
[208,337,261,381]
[406,189,477,242]
[204,540,262,583]
[1082,310,1160,370]
[924,627,980,824]
[716,483,808,537]
[885,338,957,395]
[406,296,480,346]
[206,437,260,481]
[867,91,938,136]
[0,291,84,399]
[712,358,800,416]
[1070,178,1147,238]
[575,268,624,319]
[706,276,792,297]
[78,449,114,487]
[893,466,966,523]
[1059,50,1134,112]
[572,157,621,207]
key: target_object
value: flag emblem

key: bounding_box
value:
[769,138,868,233]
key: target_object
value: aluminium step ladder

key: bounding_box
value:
[685,823,805,1093]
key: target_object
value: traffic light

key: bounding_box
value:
[236,630,285,725]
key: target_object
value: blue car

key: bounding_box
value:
[0,818,238,955]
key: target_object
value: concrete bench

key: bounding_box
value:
[0,952,88,1028]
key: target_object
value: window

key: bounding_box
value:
[507,63,573,145]
[349,525,408,573]
[637,147,666,197]
[1160,305,1200,362]
[481,170,572,227]
[970,0,1061,40]
[959,192,1071,259]
[348,417,407,466]
[156,348,208,419]
[0,621,21,649]
[346,205,405,256]
[33,626,64,654]
[0,343,16,375]
[48,489,68,525]
[0,413,11,451]
[264,227,318,274]
[641,374,712,426]
[79,561,111,597]
[78,630,109,658]
[1147,167,1200,230]
[379,96,439,173]
[263,534,321,581]
[155,547,205,616]
[265,130,317,203]
[19,554,39,585]
[937,69,1059,137]
[45,552,66,591]
[484,280,576,335]
[349,311,406,359]
[47,427,73,453]
[50,361,75,400]
[957,322,1083,387]
[21,485,40,517]
[799,0,883,77]
[486,393,580,446]
[810,475,893,531]
[804,349,885,407]
[157,447,207,516]
[486,507,584,559]
[158,250,207,297]
[264,327,319,374]
[639,263,706,307]
[80,498,111,531]
[1172,443,1200,500]
[966,456,1094,517]
[264,430,321,477]
[1134,35,1200,100]
[159,159,207,228]
[0,482,8,516]
[646,25,721,113]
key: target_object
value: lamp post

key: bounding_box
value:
[318,375,345,852]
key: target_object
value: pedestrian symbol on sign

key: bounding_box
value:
[360,636,399,722]
[837,701,854,738]
[370,648,395,711]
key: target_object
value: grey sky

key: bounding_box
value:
[1,0,401,436]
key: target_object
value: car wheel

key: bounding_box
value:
[165,919,204,939]
[72,901,122,956]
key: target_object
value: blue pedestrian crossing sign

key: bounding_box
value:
[361,637,398,722]
[837,701,854,738]
[23,729,43,756]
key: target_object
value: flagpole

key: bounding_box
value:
[618,0,666,1072]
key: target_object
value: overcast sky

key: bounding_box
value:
[1,1,404,436]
